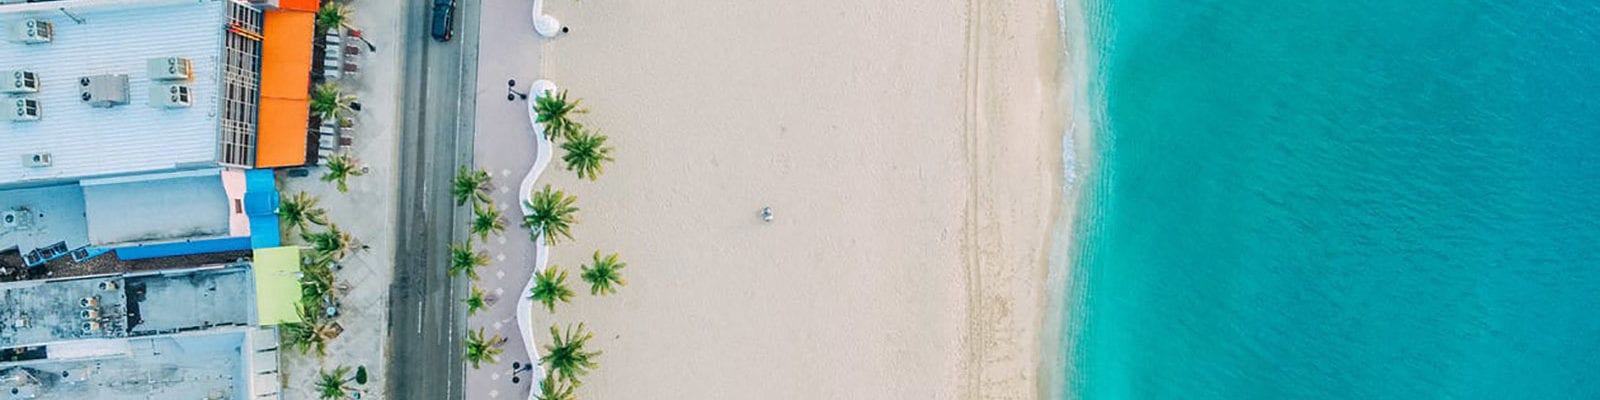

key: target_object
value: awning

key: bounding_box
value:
[276,0,319,13]
[256,10,315,168]
[252,246,304,325]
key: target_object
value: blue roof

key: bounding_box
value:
[245,169,281,249]
[115,237,252,260]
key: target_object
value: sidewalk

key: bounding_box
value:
[463,0,546,397]
[275,1,407,398]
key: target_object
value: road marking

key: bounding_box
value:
[417,300,425,334]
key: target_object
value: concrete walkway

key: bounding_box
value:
[463,0,548,396]
[275,1,407,398]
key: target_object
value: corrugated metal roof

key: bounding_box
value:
[0,0,233,187]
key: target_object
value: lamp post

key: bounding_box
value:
[509,361,535,383]
[507,79,529,102]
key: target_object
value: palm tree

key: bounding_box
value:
[534,372,576,400]
[540,323,600,386]
[321,152,367,193]
[464,285,488,316]
[303,224,354,262]
[283,302,343,356]
[560,129,614,181]
[533,90,587,141]
[299,259,337,308]
[278,192,329,236]
[528,265,574,313]
[522,185,578,245]
[315,366,359,400]
[452,166,493,206]
[470,202,507,242]
[464,328,504,369]
[310,82,356,122]
[449,242,488,280]
[580,251,627,296]
[315,2,356,30]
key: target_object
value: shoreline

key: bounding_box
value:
[1040,0,1096,397]
[963,0,1077,397]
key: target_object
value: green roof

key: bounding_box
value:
[252,246,304,325]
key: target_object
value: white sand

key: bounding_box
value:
[536,0,1067,397]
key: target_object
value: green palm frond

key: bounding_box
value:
[315,366,355,400]
[528,266,574,313]
[302,224,354,262]
[310,82,356,122]
[449,242,489,280]
[533,90,587,141]
[470,202,507,242]
[522,185,578,245]
[452,166,494,206]
[321,152,366,193]
[277,192,328,236]
[560,129,614,181]
[540,322,600,387]
[464,328,504,369]
[464,285,488,316]
[534,371,576,400]
[580,250,627,296]
[314,3,353,30]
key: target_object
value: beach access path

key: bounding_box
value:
[460,0,547,397]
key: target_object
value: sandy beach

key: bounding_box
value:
[534,0,1068,397]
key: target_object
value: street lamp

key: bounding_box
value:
[509,361,534,383]
[507,79,528,101]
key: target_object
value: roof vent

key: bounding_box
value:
[1,70,39,94]
[7,19,53,44]
[148,57,194,81]
[22,153,51,168]
[150,83,192,108]
[79,74,130,108]
[9,98,40,122]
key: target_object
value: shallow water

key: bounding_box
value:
[1063,0,1600,398]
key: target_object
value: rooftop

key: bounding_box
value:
[0,330,254,399]
[81,169,236,247]
[0,0,243,187]
[1,168,244,257]
[0,264,254,348]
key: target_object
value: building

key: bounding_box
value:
[0,0,266,186]
[0,261,302,398]
[0,0,299,264]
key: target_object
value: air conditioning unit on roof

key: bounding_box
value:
[22,152,51,168]
[148,57,193,81]
[79,74,130,108]
[1,70,39,94]
[7,19,53,44]
[150,83,192,108]
[9,98,40,122]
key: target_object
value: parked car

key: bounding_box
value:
[431,0,456,41]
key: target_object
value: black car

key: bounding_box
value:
[431,0,456,41]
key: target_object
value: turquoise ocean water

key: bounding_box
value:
[1063,0,1600,398]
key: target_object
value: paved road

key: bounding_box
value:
[387,0,481,398]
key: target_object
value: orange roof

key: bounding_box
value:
[256,10,314,168]
[277,0,320,13]
[257,98,311,168]
[261,11,313,101]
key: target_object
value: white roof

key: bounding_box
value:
[0,0,230,187]
[81,168,232,246]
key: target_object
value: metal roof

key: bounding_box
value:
[0,0,234,188]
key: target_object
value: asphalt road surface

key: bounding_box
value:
[386,0,481,398]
